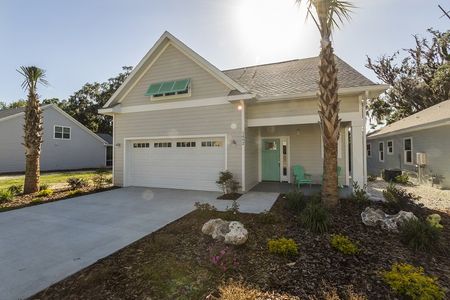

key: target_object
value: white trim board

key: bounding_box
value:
[247,112,363,127]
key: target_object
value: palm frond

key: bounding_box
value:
[17,66,48,91]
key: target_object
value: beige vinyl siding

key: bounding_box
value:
[121,44,231,107]
[260,124,348,185]
[367,125,450,188]
[245,126,259,191]
[113,104,242,187]
[247,95,360,119]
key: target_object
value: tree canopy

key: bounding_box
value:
[366,28,450,126]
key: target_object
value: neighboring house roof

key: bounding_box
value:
[0,104,109,144]
[223,56,375,99]
[96,133,113,144]
[103,31,387,109]
[368,99,450,139]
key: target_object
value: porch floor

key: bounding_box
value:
[250,182,352,198]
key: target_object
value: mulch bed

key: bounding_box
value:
[0,185,116,212]
[30,196,450,300]
[217,192,242,200]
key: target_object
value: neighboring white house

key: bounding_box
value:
[0,104,111,173]
[100,31,388,192]
[367,99,450,189]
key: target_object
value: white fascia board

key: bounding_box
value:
[367,119,450,140]
[248,112,362,127]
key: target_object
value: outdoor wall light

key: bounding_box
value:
[237,104,243,111]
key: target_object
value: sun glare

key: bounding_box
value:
[234,0,316,64]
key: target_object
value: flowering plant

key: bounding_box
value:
[208,244,239,272]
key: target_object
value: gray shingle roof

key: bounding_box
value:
[368,99,450,138]
[223,56,375,98]
[96,133,113,144]
[0,107,25,120]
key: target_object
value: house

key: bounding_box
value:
[367,99,450,189]
[0,104,111,173]
[99,31,388,192]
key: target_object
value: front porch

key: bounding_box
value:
[250,182,352,198]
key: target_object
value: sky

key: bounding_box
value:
[1,0,448,103]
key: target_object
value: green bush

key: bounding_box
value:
[32,197,44,203]
[285,191,306,215]
[382,263,444,300]
[330,234,359,255]
[367,174,377,182]
[382,183,419,212]
[223,200,240,221]
[0,189,14,203]
[394,173,410,185]
[67,177,89,190]
[7,184,23,196]
[258,210,279,224]
[67,189,83,197]
[36,189,53,197]
[427,214,443,230]
[216,171,240,194]
[39,183,49,190]
[268,238,298,256]
[399,219,441,252]
[93,168,110,188]
[351,182,370,205]
[301,201,329,234]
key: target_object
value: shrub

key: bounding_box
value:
[39,183,49,190]
[218,280,299,300]
[31,197,44,203]
[268,238,298,256]
[92,169,109,189]
[301,201,329,234]
[223,200,240,220]
[399,219,441,252]
[7,184,23,195]
[330,234,359,255]
[351,182,370,205]
[0,189,14,203]
[216,171,240,194]
[382,183,419,212]
[208,244,238,273]
[394,173,410,185]
[285,191,306,214]
[258,210,279,224]
[67,189,83,197]
[367,174,377,182]
[382,263,444,300]
[67,177,89,190]
[426,214,443,230]
[36,189,53,197]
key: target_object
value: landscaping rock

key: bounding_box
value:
[202,218,248,245]
[361,207,417,232]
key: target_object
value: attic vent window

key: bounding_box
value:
[145,79,191,98]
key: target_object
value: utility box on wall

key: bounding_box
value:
[416,152,427,166]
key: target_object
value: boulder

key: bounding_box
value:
[202,218,248,245]
[361,207,417,232]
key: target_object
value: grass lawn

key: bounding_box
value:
[0,170,112,190]
[30,192,449,300]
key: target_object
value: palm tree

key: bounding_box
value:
[296,0,353,206]
[18,66,48,194]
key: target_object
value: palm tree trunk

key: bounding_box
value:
[318,40,340,206]
[24,150,40,193]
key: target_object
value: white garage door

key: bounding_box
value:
[126,137,225,191]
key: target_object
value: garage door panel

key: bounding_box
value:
[127,138,225,191]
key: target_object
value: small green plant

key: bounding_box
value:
[399,219,441,252]
[301,201,329,234]
[351,182,370,205]
[285,191,306,215]
[0,189,14,203]
[330,234,359,255]
[67,189,83,197]
[268,238,298,256]
[216,171,240,195]
[36,189,53,197]
[194,202,217,217]
[426,214,443,230]
[7,184,23,196]
[224,200,240,220]
[93,168,110,188]
[32,197,44,203]
[394,173,410,185]
[382,183,419,212]
[367,174,377,182]
[67,177,89,190]
[39,183,49,190]
[382,263,444,300]
[258,210,279,224]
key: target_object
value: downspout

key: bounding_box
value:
[363,91,369,185]
[240,100,246,192]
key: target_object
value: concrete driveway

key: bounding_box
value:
[0,187,278,300]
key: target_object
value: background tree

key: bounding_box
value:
[18,66,48,194]
[366,29,450,126]
[296,0,353,206]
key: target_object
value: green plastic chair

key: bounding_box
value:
[293,165,313,188]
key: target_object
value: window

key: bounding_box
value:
[133,143,150,148]
[54,125,71,139]
[176,141,196,147]
[154,142,172,148]
[201,141,223,147]
[403,137,413,165]
[387,140,394,155]
[367,143,372,158]
[145,79,191,98]
[378,141,384,162]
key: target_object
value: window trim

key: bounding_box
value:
[403,137,414,165]
[378,141,384,162]
[53,125,71,140]
[387,140,394,155]
[366,143,372,158]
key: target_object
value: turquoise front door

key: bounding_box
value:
[262,139,280,181]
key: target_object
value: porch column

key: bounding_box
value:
[351,122,364,188]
